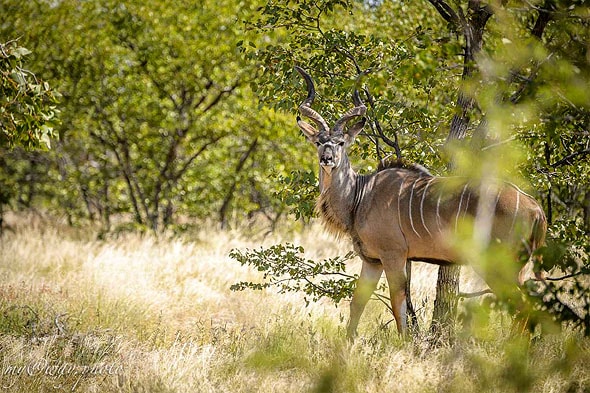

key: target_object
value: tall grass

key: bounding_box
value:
[0,213,588,392]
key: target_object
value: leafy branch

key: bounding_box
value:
[523,231,590,335]
[0,39,59,149]
[230,243,358,305]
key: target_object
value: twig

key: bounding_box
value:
[480,136,517,151]
[459,288,493,298]
[372,292,393,313]
[545,271,588,281]
[363,87,402,159]
[551,148,590,168]
[55,313,68,335]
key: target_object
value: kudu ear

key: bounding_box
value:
[297,116,319,142]
[344,117,366,144]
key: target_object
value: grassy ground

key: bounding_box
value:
[0,213,589,393]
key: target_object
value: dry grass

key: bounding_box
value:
[0,213,589,393]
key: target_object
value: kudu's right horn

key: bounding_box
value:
[295,66,330,134]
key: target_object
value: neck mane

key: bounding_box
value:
[317,154,362,237]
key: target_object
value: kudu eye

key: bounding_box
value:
[315,141,321,147]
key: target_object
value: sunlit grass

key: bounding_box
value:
[0,213,588,392]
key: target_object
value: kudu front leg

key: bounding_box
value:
[347,260,383,340]
[383,257,408,336]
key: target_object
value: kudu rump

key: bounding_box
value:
[294,66,547,337]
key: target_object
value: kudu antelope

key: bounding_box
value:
[294,66,547,337]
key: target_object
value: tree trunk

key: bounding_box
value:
[219,138,258,229]
[430,264,461,342]
[405,260,419,332]
[584,191,590,234]
[101,168,111,231]
[428,0,493,341]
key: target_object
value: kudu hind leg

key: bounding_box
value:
[347,260,383,339]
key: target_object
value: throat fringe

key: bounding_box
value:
[316,188,349,238]
[316,175,368,238]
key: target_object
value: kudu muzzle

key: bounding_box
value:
[319,144,336,167]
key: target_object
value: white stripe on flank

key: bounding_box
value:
[507,182,535,199]
[455,184,468,232]
[510,190,520,233]
[493,188,501,214]
[397,178,405,232]
[408,179,421,238]
[484,187,502,231]
[462,188,470,217]
[435,192,443,233]
[353,176,366,214]
[420,178,433,237]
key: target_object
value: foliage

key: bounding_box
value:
[0,39,59,149]
[528,221,590,335]
[272,170,318,220]
[0,0,308,231]
[244,0,455,165]
[244,0,590,226]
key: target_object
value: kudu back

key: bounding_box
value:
[294,66,547,337]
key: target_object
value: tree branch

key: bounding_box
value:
[545,271,588,281]
[459,288,493,298]
[509,0,555,104]
[551,148,590,168]
[172,135,225,182]
[444,1,493,143]
[531,0,555,39]
[427,0,461,27]
[199,80,241,113]
[219,138,259,228]
[362,87,403,160]
[89,115,147,225]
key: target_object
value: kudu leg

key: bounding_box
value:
[347,260,383,339]
[382,257,408,335]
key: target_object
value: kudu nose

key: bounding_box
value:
[320,149,334,166]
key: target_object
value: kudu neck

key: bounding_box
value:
[319,153,357,194]
[316,152,364,236]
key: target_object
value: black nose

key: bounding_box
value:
[320,152,333,165]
